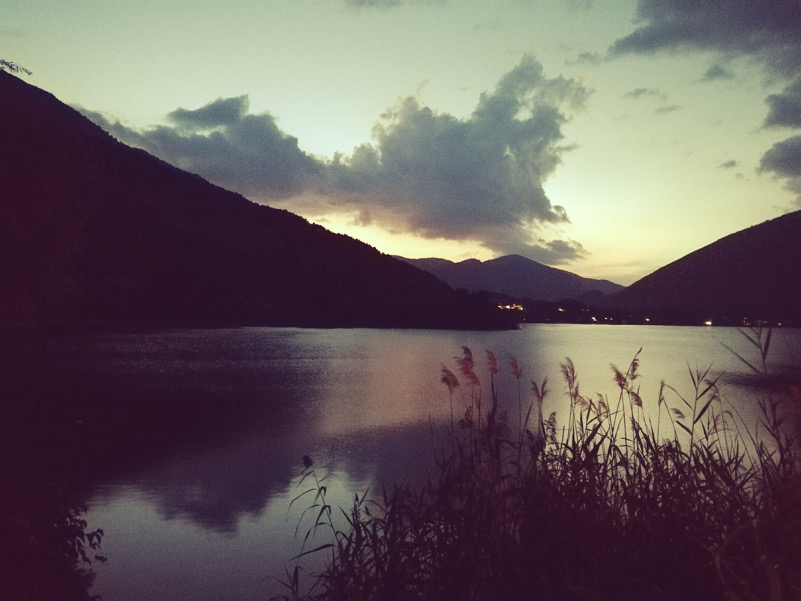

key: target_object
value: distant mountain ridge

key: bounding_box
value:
[399,255,624,302]
[0,71,504,329]
[608,210,801,323]
[6,70,793,328]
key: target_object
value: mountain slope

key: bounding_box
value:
[610,211,801,322]
[0,71,502,329]
[400,255,623,301]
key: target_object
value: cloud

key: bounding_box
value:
[759,135,801,204]
[527,238,589,264]
[760,136,801,178]
[608,1,801,77]
[77,98,323,198]
[764,77,801,129]
[569,51,603,66]
[324,55,590,261]
[608,1,801,203]
[168,95,249,130]
[701,63,734,81]
[654,104,680,115]
[621,87,666,101]
[78,56,589,265]
[717,160,739,169]
[620,87,677,114]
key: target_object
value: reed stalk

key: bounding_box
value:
[277,332,801,601]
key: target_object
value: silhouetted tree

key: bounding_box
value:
[1,60,32,75]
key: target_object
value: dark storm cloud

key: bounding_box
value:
[78,56,589,264]
[764,77,801,129]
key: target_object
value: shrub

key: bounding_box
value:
[278,331,801,601]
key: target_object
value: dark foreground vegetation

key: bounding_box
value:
[279,330,801,601]
[0,388,106,601]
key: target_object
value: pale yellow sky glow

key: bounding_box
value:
[4,0,799,285]
[311,211,496,262]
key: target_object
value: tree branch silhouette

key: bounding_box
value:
[1,60,32,76]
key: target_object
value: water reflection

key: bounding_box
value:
[1,325,798,600]
[86,419,449,600]
[0,353,105,600]
[93,418,447,535]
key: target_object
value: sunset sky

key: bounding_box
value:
[4,0,801,284]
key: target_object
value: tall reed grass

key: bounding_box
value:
[276,329,800,601]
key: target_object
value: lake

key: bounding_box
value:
[2,324,800,600]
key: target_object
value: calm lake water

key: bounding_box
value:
[3,324,800,600]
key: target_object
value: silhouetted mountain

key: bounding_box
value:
[0,71,506,329]
[608,211,801,324]
[399,255,624,301]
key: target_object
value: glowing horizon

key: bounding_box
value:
[4,0,800,285]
